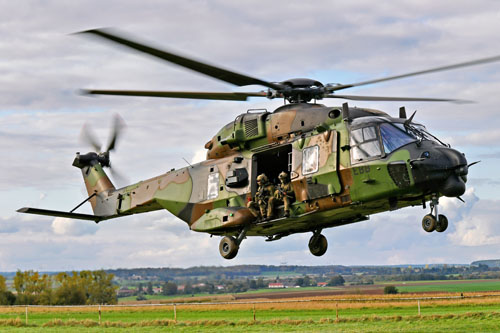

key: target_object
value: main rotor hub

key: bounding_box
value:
[276,78,326,103]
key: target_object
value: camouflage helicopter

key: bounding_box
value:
[18,29,500,259]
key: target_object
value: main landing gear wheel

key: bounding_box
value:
[309,233,328,256]
[422,214,437,232]
[436,214,448,232]
[219,236,239,259]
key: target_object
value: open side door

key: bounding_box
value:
[250,144,292,198]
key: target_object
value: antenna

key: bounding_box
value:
[182,157,193,168]
[399,106,407,119]
[342,102,350,122]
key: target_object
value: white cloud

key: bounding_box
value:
[51,217,98,236]
[445,189,500,247]
[449,216,500,247]
[191,149,207,164]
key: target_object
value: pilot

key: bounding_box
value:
[272,171,294,217]
[247,173,275,220]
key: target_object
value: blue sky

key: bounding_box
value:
[2,0,500,271]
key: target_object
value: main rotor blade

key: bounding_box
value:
[81,89,268,101]
[328,54,500,92]
[324,94,473,104]
[79,28,282,90]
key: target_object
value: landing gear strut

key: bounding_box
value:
[422,194,448,233]
[308,231,328,256]
[219,227,248,259]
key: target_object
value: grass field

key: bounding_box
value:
[396,280,500,293]
[1,292,500,331]
[2,280,499,331]
[118,286,342,303]
[1,315,500,333]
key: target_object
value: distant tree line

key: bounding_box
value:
[0,270,117,305]
[108,263,500,283]
[111,263,500,299]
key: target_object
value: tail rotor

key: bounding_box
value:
[74,114,127,185]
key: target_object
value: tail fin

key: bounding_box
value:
[73,153,116,216]
[17,157,118,222]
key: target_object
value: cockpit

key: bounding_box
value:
[349,118,445,163]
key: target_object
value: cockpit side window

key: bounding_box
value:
[350,126,382,163]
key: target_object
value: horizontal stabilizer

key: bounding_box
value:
[17,207,107,222]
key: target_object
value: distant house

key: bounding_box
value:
[216,285,225,290]
[177,285,185,292]
[117,287,135,297]
[317,282,328,287]
[268,283,285,289]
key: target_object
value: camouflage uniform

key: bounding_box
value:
[247,174,275,220]
[272,171,294,217]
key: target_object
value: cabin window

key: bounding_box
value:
[350,126,382,162]
[302,145,319,175]
[207,173,219,200]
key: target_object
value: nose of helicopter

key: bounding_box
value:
[411,146,468,197]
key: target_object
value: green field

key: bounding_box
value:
[118,286,342,303]
[0,306,500,332]
[7,279,498,331]
[1,298,500,324]
[1,316,500,333]
[396,280,500,293]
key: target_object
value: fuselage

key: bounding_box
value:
[80,103,468,239]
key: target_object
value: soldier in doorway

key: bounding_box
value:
[247,173,275,220]
[272,171,294,217]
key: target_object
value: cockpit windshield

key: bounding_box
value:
[379,123,416,154]
[410,123,445,145]
[351,121,446,162]
[392,123,445,146]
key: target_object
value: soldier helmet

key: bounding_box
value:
[278,171,288,180]
[256,174,268,183]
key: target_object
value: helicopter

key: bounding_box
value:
[18,28,500,259]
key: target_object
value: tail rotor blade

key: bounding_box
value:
[109,165,129,187]
[80,123,102,152]
[106,114,125,152]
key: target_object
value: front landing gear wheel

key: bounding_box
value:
[219,236,239,259]
[422,214,437,232]
[436,214,448,232]
[309,234,328,256]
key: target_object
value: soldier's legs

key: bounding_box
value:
[247,201,260,218]
[267,197,276,218]
[283,197,290,217]
[258,200,267,218]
